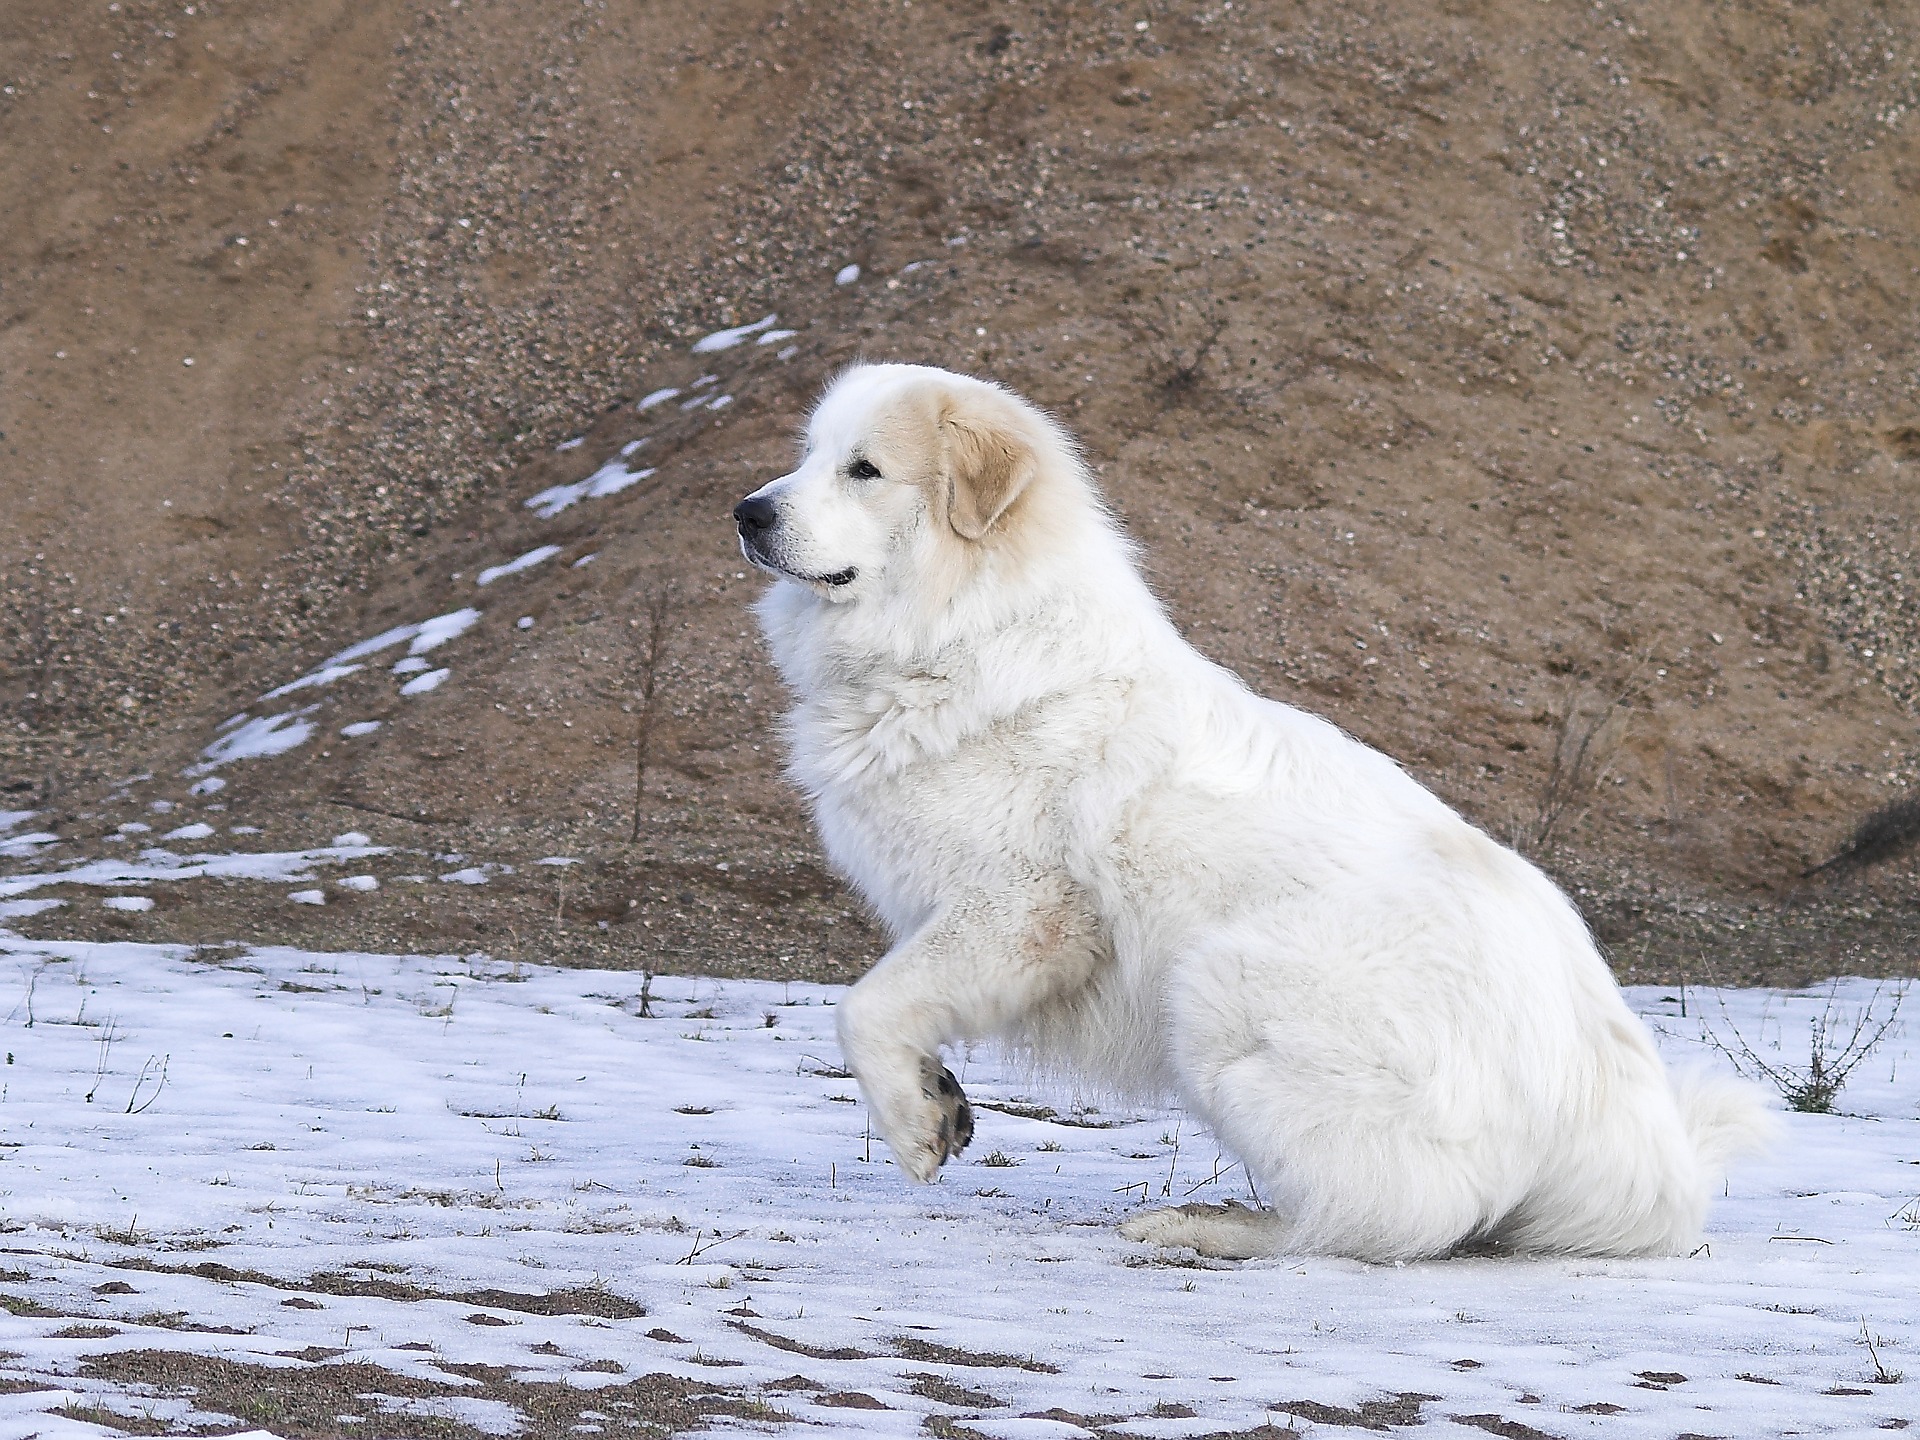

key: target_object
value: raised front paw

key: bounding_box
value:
[922,1056,974,1164]
[881,1056,974,1184]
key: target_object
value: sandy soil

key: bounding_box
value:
[3,0,1918,985]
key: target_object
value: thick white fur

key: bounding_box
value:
[738,363,1776,1262]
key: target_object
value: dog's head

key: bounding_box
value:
[733,364,1063,604]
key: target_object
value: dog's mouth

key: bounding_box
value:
[739,535,857,590]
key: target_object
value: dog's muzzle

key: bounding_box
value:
[733,495,856,588]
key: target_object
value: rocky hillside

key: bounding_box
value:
[3,0,1916,984]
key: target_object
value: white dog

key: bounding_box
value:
[734,363,1773,1261]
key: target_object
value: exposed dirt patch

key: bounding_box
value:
[108,1259,646,1319]
[1281,1392,1438,1431]
[4,0,1918,983]
[907,1372,1009,1409]
[74,1349,760,1439]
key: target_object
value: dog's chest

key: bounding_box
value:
[786,670,1103,924]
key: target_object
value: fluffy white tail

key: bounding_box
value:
[1675,1067,1783,1173]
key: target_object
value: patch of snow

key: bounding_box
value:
[326,622,426,667]
[322,608,481,670]
[216,712,250,733]
[476,546,561,586]
[0,810,38,833]
[0,839,389,900]
[439,868,491,885]
[620,437,649,457]
[756,328,799,345]
[555,435,585,452]
[391,657,430,675]
[339,875,380,893]
[707,394,734,411]
[162,823,215,842]
[332,833,372,848]
[534,857,579,867]
[835,262,861,285]
[260,662,363,701]
[400,668,450,696]
[369,1394,523,1435]
[691,374,718,390]
[571,554,596,568]
[0,897,64,918]
[0,831,59,859]
[187,710,317,776]
[341,721,382,738]
[117,822,151,835]
[637,387,681,411]
[102,895,154,913]
[517,616,535,630]
[149,799,175,813]
[525,460,655,520]
[188,777,226,796]
[289,889,326,906]
[776,344,799,361]
[691,313,778,353]
[410,608,482,655]
[0,952,1905,1440]
[230,825,262,835]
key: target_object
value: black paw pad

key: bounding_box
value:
[921,1060,974,1163]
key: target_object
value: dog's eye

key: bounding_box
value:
[847,457,882,481]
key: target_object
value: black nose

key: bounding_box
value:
[733,494,777,536]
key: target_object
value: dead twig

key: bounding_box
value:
[325,794,455,827]
[85,1020,120,1104]
[676,1228,748,1265]
[1860,1318,1905,1384]
[126,1053,169,1115]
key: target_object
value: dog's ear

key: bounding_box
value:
[940,393,1037,541]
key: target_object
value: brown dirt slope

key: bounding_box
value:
[3,0,1917,986]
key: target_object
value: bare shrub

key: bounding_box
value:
[1514,679,1635,854]
[1126,293,1228,403]
[1702,981,1907,1115]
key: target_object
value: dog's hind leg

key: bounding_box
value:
[1143,913,1522,1262]
[1119,1201,1292,1259]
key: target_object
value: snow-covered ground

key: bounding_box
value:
[0,932,1912,1439]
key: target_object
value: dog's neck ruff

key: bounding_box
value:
[760,510,1159,784]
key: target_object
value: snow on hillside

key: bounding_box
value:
[0,933,1911,1438]
[160,302,816,794]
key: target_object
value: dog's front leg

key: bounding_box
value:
[836,880,1103,1183]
